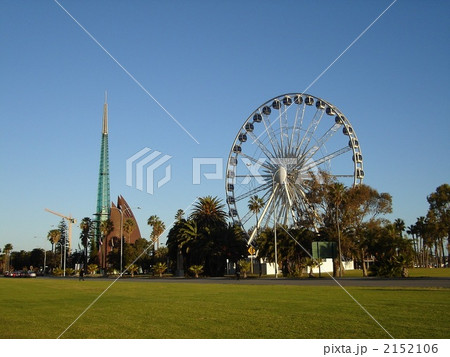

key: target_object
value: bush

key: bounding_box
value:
[53,268,63,276]
[87,264,98,275]
[152,262,167,278]
[189,265,204,278]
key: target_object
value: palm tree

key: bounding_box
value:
[3,243,13,271]
[190,196,227,228]
[79,217,92,272]
[148,215,165,249]
[175,209,185,222]
[127,263,139,277]
[153,262,167,277]
[406,224,418,259]
[123,218,135,243]
[394,218,406,238]
[100,220,114,269]
[47,230,61,255]
[189,265,203,278]
[238,260,251,279]
[248,195,264,227]
[100,219,114,243]
[179,220,201,254]
[87,264,98,275]
[328,183,346,277]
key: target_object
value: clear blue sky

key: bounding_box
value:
[1,0,449,252]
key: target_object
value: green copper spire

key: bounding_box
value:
[96,92,111,232]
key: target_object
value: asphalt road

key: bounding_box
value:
[27,276,450,288]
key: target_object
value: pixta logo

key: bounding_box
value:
[126,148,172,194]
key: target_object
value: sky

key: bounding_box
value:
[0,0,449,253]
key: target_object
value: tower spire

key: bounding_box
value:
[102,90,108,134]
[96,92,111,268]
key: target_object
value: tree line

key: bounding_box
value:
[1,182,448,278]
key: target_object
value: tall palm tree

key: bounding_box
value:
[123,218,135,243]
[248,195,264,227]
[328,183,346,277]
[47,230,61,254]
[406,224,418,264]
[80,217,92,271]
[100,219,114,268]
[3,243,13,271]
[190,196,227,228]
[394,218,406,238]
[148,215,165,249]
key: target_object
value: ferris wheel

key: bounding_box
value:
[225,93,364,245]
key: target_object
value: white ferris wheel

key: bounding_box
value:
[225,93,364,245]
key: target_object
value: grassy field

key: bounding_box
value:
[0,278,449,339]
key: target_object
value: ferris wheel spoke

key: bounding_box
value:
[247,131,275,160]
[288,103,303,152]
[298,109,326,156]
[238,152,273,171]
[302,146,351,171]
[278,105,290,151]
[303,122,342,161]
[297,108,320,154]
[234,182,272,202]
[261,114,281,154]
[240,210,256,226]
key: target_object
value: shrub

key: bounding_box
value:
[189,265,204,278]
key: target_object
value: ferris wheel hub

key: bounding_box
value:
[274,166,287,185]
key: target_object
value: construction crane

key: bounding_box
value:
[44,208,77,253]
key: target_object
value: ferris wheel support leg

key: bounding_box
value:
[247,186,278,246]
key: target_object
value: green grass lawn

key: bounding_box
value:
[0,278,449,339]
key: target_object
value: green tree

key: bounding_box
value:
[47,230,61,254]
[190,196,227,229]
[123,218,136,244]
[153,262,167,277]
[427,184,449,267]
[189,265,203,278]
[344,184,393,277]
[328,182,346,277]
[248,195,264,227]
[79,217,92,272]
[238,260,251,279]
[100,219,114,269]
[175,209,185,222]
[87,264,98,275]
[148,215,165,249]
[366,222,414,277]
[127,263,139,277]
[394,218,406,238]
[3,243,13,271]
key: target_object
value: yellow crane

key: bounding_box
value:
[44,208,77,254]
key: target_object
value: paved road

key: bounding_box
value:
[29,276,450,288]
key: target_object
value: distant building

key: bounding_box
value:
[94,93,141,270]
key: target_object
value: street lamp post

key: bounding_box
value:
[110,206,140,274]
[272,170,280,279]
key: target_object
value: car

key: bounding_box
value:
[3,271,11,277]
[26,271,36,278]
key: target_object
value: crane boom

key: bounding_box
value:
[44,208,77,253]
